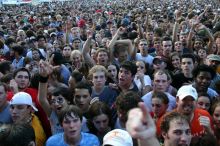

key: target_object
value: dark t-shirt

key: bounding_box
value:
[171,73,194,90]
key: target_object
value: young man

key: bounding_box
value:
[172,53,195,89]
[157,85,214,137]
[127,106,192,146]
[89,65,118,108]
[46,105,100,146]
[135,39,154,65]
[118,61,138,93]
[192,64,219,100]
[142,70,176,112]
[9,92,46,146]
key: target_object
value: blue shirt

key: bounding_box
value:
[46,132,100,146]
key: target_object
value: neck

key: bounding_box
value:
[94,86,105,94]
[64,133,81,145]
[183,72,192,78]
[120,82,133,92]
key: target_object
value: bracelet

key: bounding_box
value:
[39,76,49,83]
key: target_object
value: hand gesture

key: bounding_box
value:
[116,27,124,35]
[199,115,212,133]
[9,79,19,93]
[126,102,156,139]
[39,60,53,77]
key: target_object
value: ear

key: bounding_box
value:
[162,131,167,139]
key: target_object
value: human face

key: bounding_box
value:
[62,113,82,142]
[118,51,128,63]
[38,38,46,48]
[68,76,76,90]
[51,95,68,114]
[97,51,108,66]
[92,113,109,133]
[136,61,146,74]
[181,58,194,75]
[32,50,40,61]
[216,38,220,49]
[92,71,106,88]
[164,119,191,146]
[198,49,206,59]
[108,65,117,80]
[153,73,168,92]
[138,41,148,56]
[118,68,133,88]
[177,96,196,116]
[63,46,72,57]
[213,105,220,129]
[195,71,212,92]
[0,85,7,111]
[153,60,166,71]
[194,41,203,51]
[71,53,81,68]
[152,98,167,118]
[196,96,210,111]
[91,48,97,61]
[171,55,180,69]
[72,40,81,49]
[154,41,161,52]
[10,104,32,124]
[162,41,172,57]
[74,89,91,113]
[146,32,154,41]
[179,34,187,44]
[174,41,183,53]
[14,71,30,90]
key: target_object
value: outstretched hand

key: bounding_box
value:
[39,60,53,77]
[126,102,156,139]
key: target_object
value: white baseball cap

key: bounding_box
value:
[103,129,133,146]
[177,85,198,101]
[10,92,38,111]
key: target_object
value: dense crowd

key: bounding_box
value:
[0,0,220,146]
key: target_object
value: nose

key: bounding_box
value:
[201,104,206,110]
[179,133,188,144]
[69,121,75,128]
[100,122,105,129]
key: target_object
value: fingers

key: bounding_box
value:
[199,116,210,128]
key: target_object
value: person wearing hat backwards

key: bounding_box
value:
[9,92,46,146]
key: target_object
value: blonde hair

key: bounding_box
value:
[89,65,107,79]
[70,50,82,61]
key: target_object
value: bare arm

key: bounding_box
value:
[38,60,52,117]
[82,35,95,66]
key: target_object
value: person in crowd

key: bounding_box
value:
[46,105,100,146]
[0,124,36,146]
[87,101,113,143]
[211,101,220,145]
[9,92,46,146]
[196,92,211,112]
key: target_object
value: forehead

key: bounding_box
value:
[15,71,29,77]
[196,71,212,78]
[74,88,90,95]
[120,67,131,73]
[136,61,145,66]
[169,119,189,130]
[162,40,172,45]
[98,51,108,55]
[154,73,167,80]
[181,58,193,63]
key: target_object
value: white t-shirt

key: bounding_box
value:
[135,53,154,65]
[134,75,152,91]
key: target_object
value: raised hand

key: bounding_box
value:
[39,60,53,77]
[126,102,156,139]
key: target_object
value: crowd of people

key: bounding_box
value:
[0,0,220,145]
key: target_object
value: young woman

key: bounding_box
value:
[196,92,211,112]
[211,101,220,145]
[87,101,113,144]
[134,60,152,95]
[170,52,181,75]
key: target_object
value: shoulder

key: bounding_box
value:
[142,91,152,99]
[81,132,100,145]
[46,133,64,145]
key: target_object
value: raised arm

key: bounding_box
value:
[126,102,160,146]
[38,60,53,117]
[82,31,95,66]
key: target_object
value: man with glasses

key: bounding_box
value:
[135,39,154,66]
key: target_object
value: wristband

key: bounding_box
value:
[39,76,49,83]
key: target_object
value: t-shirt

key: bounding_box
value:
[171,73,194,90]
[134,75,152,91]
[156,109,214,137]
[135,53,154,65]
[46,132,100,146]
